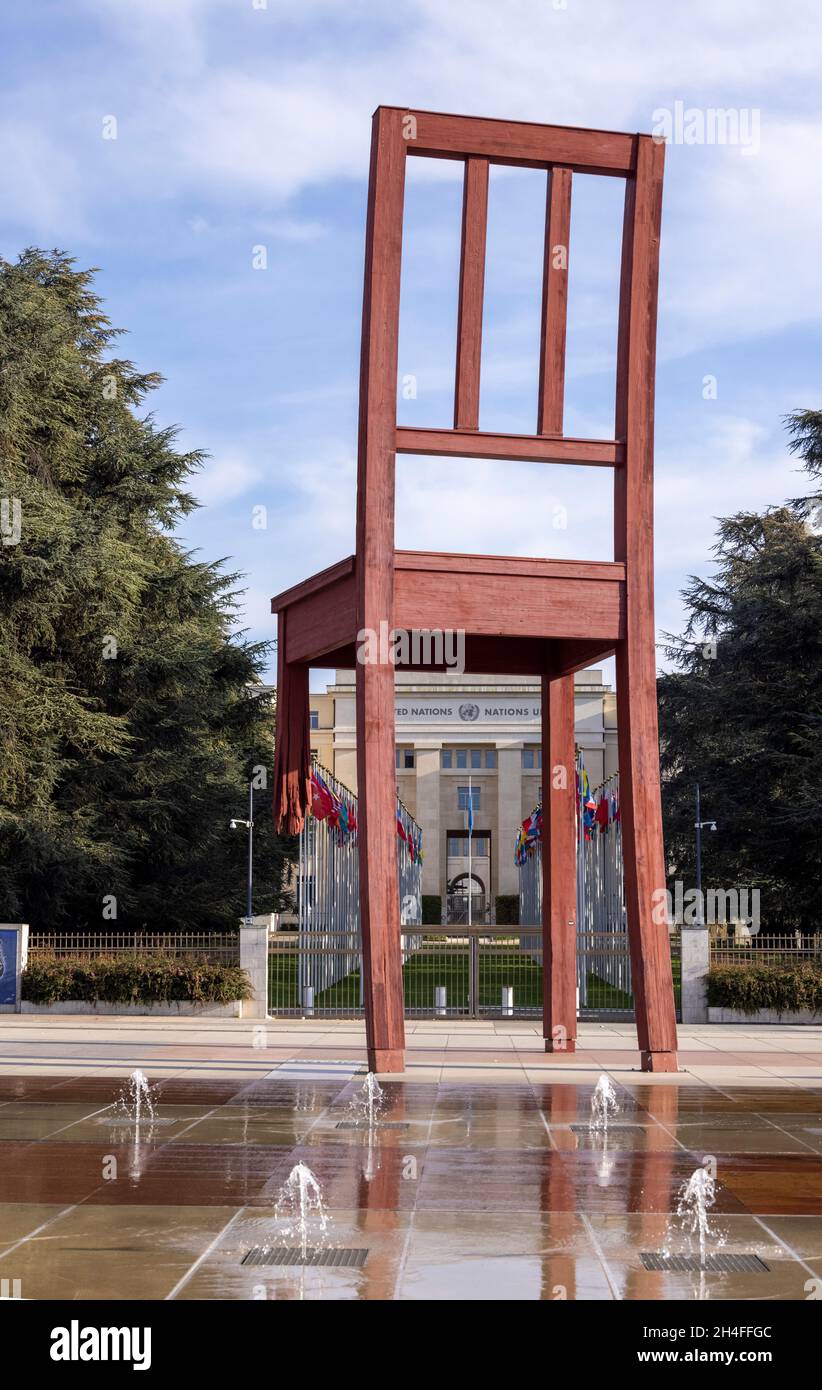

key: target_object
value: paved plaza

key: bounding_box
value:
[0,1018,820,1300]
[2,1016,822,1085]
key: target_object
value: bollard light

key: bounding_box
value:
[302,985,315,1018]
[434,985,447,1017]
[501,985,514,1017]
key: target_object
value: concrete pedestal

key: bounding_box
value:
[239,919,269,1018]
[680,926,710,1024]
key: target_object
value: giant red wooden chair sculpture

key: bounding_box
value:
[272,107,679,1074]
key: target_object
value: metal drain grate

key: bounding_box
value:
[335,1121,410,1130]
[570,1124,645,1134]
[640,1252,770,1274]
[241,1246,368,1268]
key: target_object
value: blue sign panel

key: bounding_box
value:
[0,930,18,1006]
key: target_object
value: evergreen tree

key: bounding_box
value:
[0,249,294,931]
[658,415,822,932]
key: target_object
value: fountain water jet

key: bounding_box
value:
[275,1162,330,1261]
[589,1075,619,1132]
[114,1070,157,1126]
[676,1166,719,1267]
[349,1072,385,1129]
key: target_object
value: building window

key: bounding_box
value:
[485,749,497,769]
[522,748,542,769]
[447,833,489,857]
[441,749,452,769]
[458,785,480,811]
[309,710,319,730]
[470,748,482,769]
[396,747,415,769]
[456,748,468,769]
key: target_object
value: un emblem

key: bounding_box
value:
[458,702,480,722]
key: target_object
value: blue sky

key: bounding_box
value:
[2,0,820,687]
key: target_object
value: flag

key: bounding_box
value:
[467,797,474,836]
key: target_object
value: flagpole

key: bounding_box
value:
[468,773,472,929]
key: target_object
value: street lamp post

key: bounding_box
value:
[694,783,717,928]
[230,780,255,924]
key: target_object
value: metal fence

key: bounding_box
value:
[269,759,688,1022]
[269,927,542,1018]
[27,931,240,962]
[710,932,822,966]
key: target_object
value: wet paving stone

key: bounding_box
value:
[0,1074,820,1298]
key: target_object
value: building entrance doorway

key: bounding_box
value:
[446,831,491,923]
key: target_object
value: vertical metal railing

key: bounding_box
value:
[269,760,422,1016]
[517,766,636,1018]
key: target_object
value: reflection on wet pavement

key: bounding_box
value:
[0,1073,820,1299]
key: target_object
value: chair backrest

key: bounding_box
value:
[355,105,665,604]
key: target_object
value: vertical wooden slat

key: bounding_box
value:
[541,673,577,1053]
[538,166,572,435]
[355,107,407,1074]
[613,135,678,1072]
[454,156,489,430]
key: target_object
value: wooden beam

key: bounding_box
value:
[396,107,637,176]
[395,550,626,581]
[454,157,489,430]
[281,576,357,665]
[355,106,407,1074]
[538,167,572,435]
[396,426,622,466]
[614,134,678,1073]
[396,634,555,676]
[549,639,616,679]
[271,555,355,613]
[542,673,577,1053]
[394,566,625,642]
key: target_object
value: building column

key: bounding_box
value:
[496,744,522,898]
[413,744,441,901]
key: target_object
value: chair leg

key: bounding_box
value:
[542,674,577,1055]
[356,655,406,1073]
[616,642,679,1072]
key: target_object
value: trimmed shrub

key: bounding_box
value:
[706,962,822,1015]
[22,954,252,1005]
[495,894,519,926]
[421,894,442,926]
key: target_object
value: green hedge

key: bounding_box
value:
[421,894,442,926]
[495,894,519,926]
[22,954,252,1005]
[707,962,822,1015]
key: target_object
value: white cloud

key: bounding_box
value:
[193,452,262,506]
[0,120,88,241]
[7,0,818,359]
